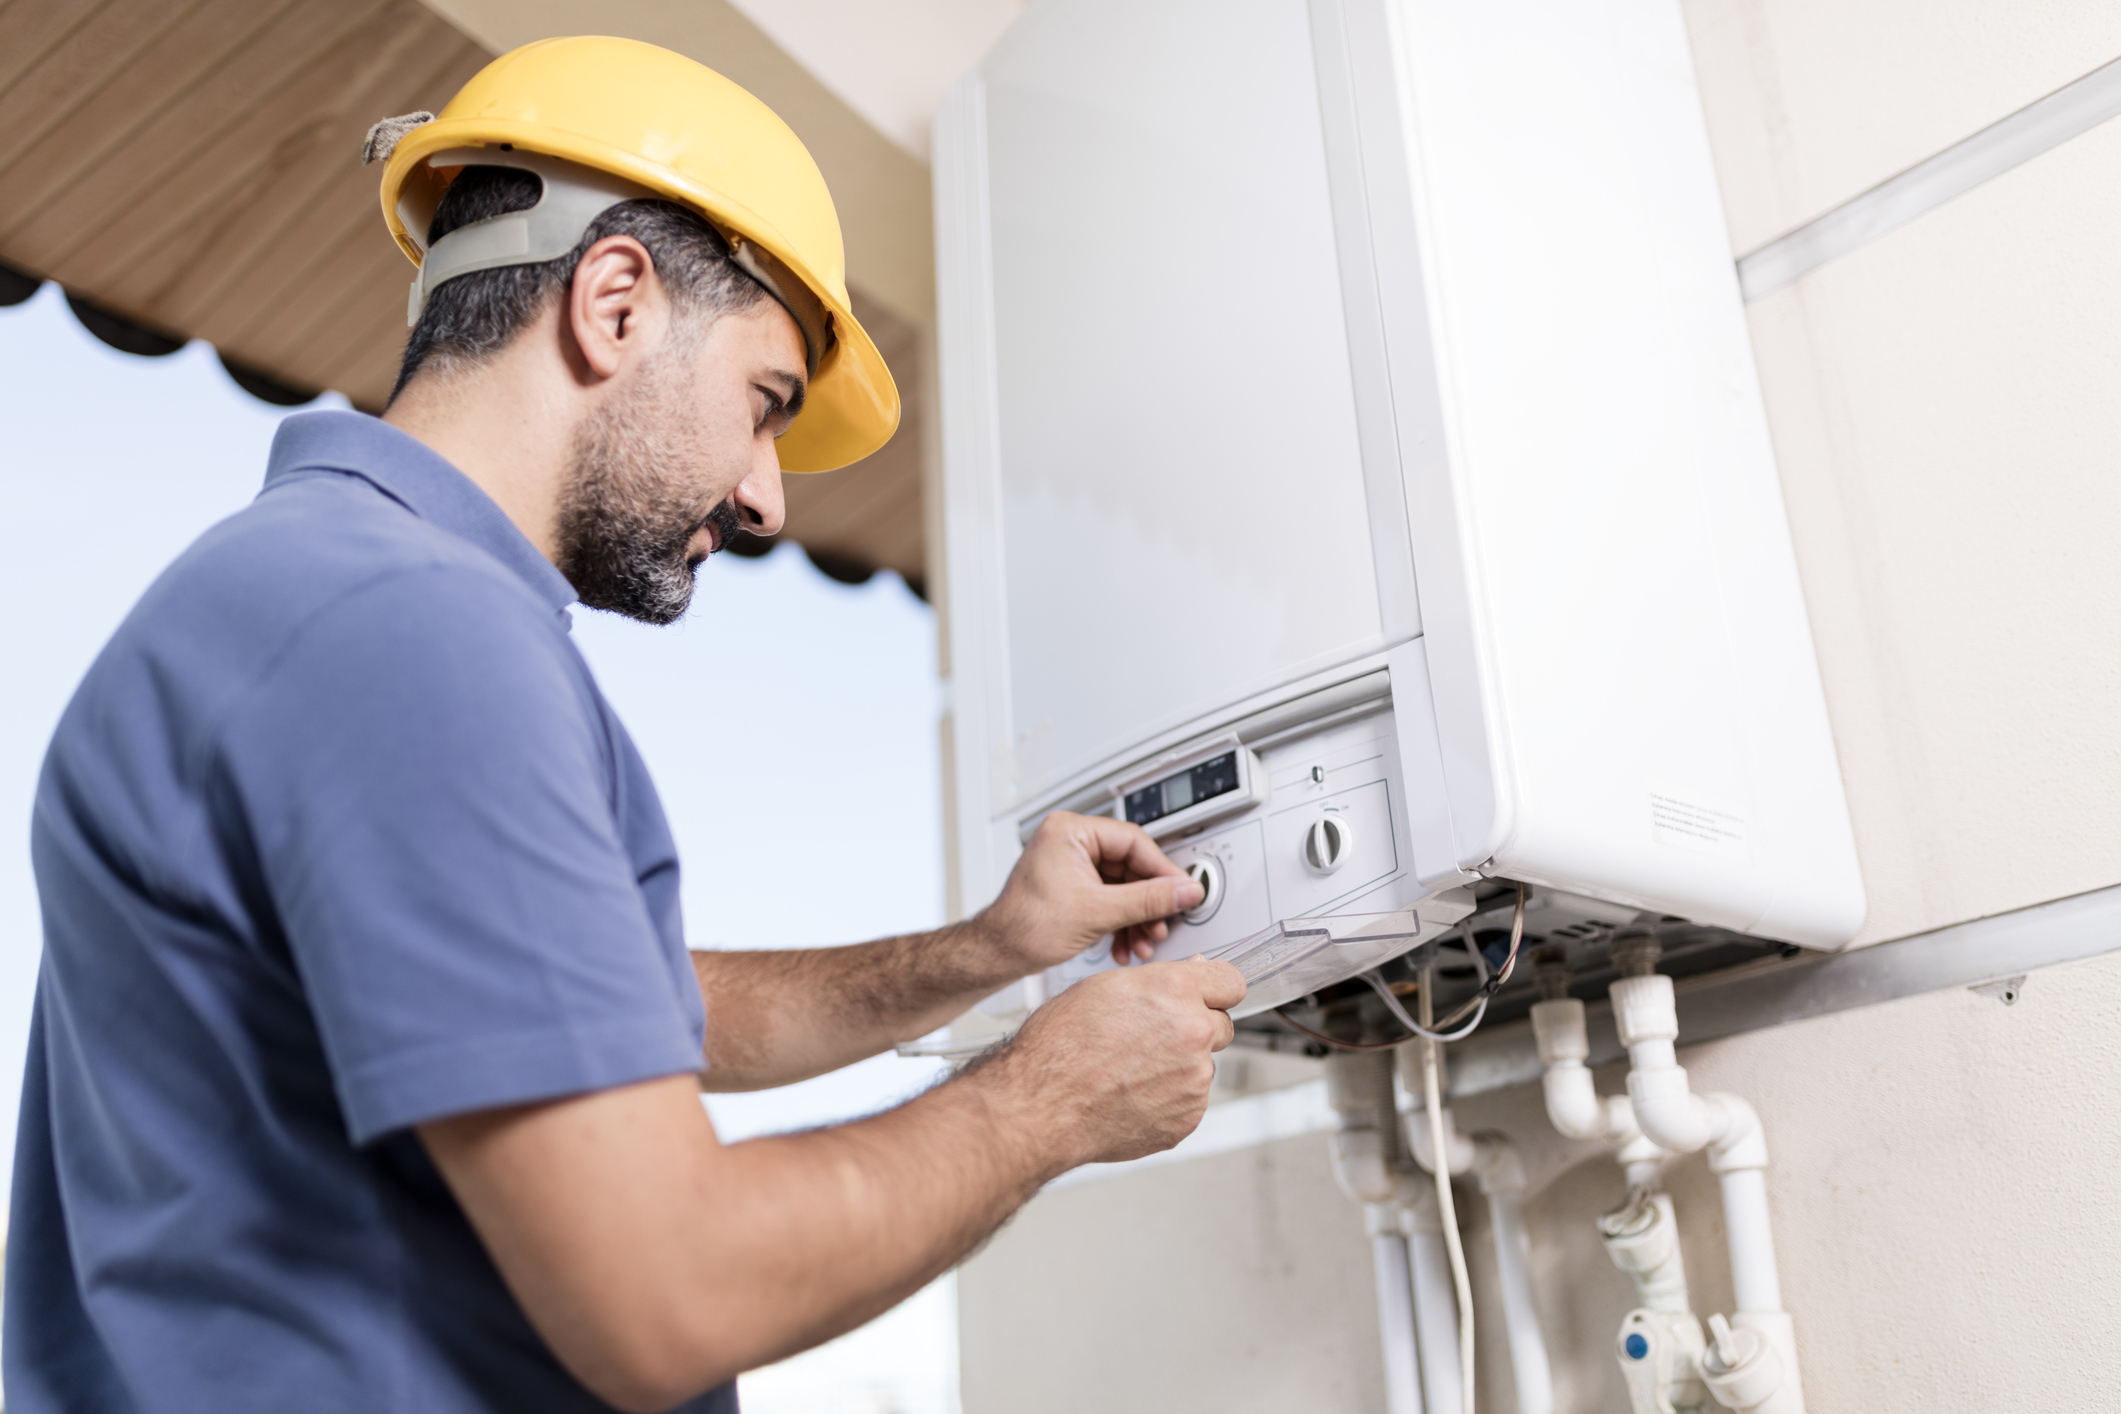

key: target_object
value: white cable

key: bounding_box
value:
[1361,969,1488,1042]
[1419,965,1476,1414]
[1421,883,1528,1034]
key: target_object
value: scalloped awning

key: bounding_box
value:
[0,0,932,592]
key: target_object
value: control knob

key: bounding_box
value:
[1304,815,1353,873]
[1181,857,1224,924]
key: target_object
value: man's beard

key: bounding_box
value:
[554,349,742,625]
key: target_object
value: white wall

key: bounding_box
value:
[1687,0,2121,946]
[955,3,2121,1409]
[961,1129,1385,1414]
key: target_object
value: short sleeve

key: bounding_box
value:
[221,565,701,1144]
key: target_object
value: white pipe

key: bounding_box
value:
[1401,1047,1557,1414]
[1528,998,1649,1150]
[1416,974,1476,1414]
[1397,1043,1477,1176]
[1486,1191,1552,1414]
[1466,1138,1555,1413]
[1608,970,1806,1413]
[1327,1050,1427,1414]
[1402,1097,1479,1177]
[1616,1131,1666,1192]
[1405,1210,1464,1414]
[1610,976,1733,1157]
[1408,1110,1476,1178]
[1705,1312,1803,1414]
[1718,1168,1783,1316]
[1371,1229,1425,1414]
[1596,1186,1693,1314]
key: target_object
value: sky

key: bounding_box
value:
[0,281,958,1414]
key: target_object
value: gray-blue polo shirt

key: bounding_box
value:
[7,410,736,1413]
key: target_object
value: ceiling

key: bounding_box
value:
[722,0,1028,158]
[0,0,970,591]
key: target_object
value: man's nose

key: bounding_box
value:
[736,450,786,538]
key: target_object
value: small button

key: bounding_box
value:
[1624,1332,1649,1360]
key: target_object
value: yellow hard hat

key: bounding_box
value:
[376,36,898,473]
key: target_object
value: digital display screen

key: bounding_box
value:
[1124,751,1240,826]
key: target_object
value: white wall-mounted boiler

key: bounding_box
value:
[934,0,1867,1009]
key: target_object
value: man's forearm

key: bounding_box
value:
[424,1052,1073,1409]
[690,921,1018,1090]
[697,1048,1063,1364]
[691,811,1207,1091]
[424,957,1241,1411]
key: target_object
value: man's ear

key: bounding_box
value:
[565,234,661,382]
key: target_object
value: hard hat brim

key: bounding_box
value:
[382,120,899,474]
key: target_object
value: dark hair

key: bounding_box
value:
[389,166,768,402]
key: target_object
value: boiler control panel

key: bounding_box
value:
[1043,708,1473,1016]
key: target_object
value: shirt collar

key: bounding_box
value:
[263,409,577,618]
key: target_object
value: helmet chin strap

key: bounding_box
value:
[406,147,833,378]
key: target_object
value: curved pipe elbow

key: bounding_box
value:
[1330,1130,1401,1206]
[1626,1064,1720,1155]
[1541,1060,1607,1141]
[1403,1104,1477,1176]
[1704,1093,1768,1173]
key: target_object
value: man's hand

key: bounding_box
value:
[975,956,1248,1166]
[686,812,1206,1093]
[975,811,1206,970]
[421,953,1248,1409]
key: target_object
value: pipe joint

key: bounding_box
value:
[1329,1129,1401,1206]
[1539,1059,1607,1141]
[1403,1102,1478,1177]
[1703,1312,1802,1414]
[1615,1118,1668,1189]
[1471,1132,1526,1195]
[1598,1186,1693,1314]
[1704,1093,1769,1173]
[1609,973,1678,1048]
[1529,997,1589,1063]
[1627,1066,1721,1155]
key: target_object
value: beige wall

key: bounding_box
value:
[958,4,2121,1410]
[962,1136,1386,1414]
[1686,0,2121,947]
[966,948,2121,1411]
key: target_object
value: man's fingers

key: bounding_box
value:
[1091,875,1204,935]
[1188,957,1248,1012]
[1209,1007,1237,1052]
[1064,812,1185,881]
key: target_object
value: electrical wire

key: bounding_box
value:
[1269,1007,1412,1051]
[1358,970,1488,1042]
[1418,965,1478,1414]
[1424,881,1528,1033]
[1273,884,1527,1050]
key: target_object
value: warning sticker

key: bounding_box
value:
[1648,792,1750,862]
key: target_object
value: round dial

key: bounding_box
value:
[1303,815,1353,873]
[1181,857,1225,924]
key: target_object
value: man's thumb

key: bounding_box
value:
[1096,873,1203,931]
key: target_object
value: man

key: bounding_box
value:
[6,36,1244,1414]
